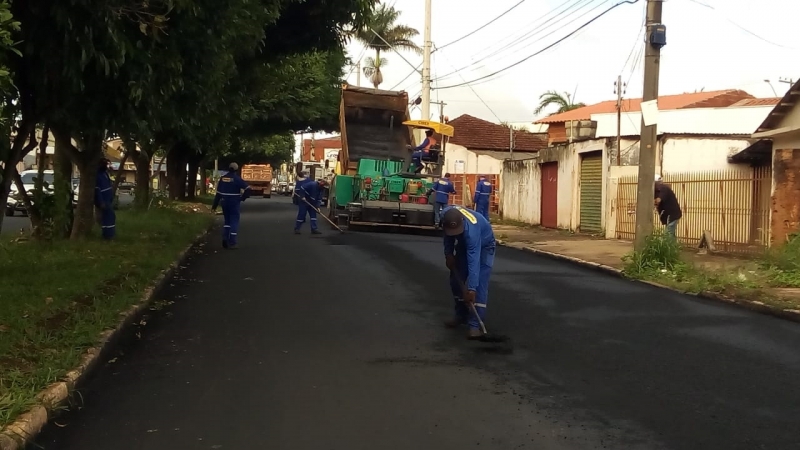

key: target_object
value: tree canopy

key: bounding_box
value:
[0,0,378,236]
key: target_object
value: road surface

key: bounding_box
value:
[32,197,800,450]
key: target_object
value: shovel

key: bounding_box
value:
[450,269,510,344]
[293,192,345,234]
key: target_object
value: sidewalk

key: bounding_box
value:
[492,222,800,318]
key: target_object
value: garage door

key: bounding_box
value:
[579,152,602,233]
[540,162,558,229]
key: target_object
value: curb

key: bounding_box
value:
[0,224,215,450]
[495,239,800,325]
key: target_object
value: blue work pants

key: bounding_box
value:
[295,202,318,231]
[449,246,495,330]
[222,199,242,246]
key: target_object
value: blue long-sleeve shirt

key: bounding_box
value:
[212,171,250,209]
[429,177,455,204]
[94,169,113,208]
[473,179,492,204]
[443,206,495,291]
[299,179,322,206]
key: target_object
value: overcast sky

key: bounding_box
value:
[343,0,799,123]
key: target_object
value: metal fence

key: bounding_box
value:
[615,166,772,254]
[450,173,500,214]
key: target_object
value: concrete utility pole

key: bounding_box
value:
[356,60,361,86]
[615,75,624,166]
[421,0,432,120]
[634,0,665,251]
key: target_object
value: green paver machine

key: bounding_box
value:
[326,85,454,232]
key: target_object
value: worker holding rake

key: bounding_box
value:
[441,205,496,339]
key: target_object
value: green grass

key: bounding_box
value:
[622,231,800,311]
[0,204,213,427]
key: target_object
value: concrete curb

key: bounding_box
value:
[0,224,215,450]
[495,239,800,325]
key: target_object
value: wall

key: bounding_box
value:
[661,137,752,172]
[443,144,505,175]
[570,139,608,232]
[500,144,575,228]
[771,146,800,245]
[501,159,541,224]
[546,122,567,145]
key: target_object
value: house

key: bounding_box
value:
[751,78,800,245]
[501,89,783,253]
[535,89,756,145]
[440,114,547,212]
[301,136,341,164]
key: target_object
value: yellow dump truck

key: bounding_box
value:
[241,164,273,198]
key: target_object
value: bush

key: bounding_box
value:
[622,231,684,277]
[762,233,800,287]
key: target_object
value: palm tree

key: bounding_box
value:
[533,91,586,116]
[356,4,420,88]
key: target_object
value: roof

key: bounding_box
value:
[731,98,781,107]
[754,79,800,135]
[442,114,547,152]
[592,105,776,138]
[536,90,755,124]
[506,122,549,133]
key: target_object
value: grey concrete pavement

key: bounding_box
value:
[31,196,800,450]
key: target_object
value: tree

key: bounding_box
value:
[356,3,419,88]
[533,90,586,116]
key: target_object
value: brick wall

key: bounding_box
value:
[449,174,499,214]
[771,148,800,245]
[547,123,567,145]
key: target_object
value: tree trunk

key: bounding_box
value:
[133,150,152,209]
[69,132,104,239]
[110,152,130,199]
[187,152,203,200]
[0,121,36,233]
[167,142,190,200]
[53,133,74,238]
[199,159,209,196]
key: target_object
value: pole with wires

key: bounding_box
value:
[614,75,625,166]
[634,0,664,251]
[421,0,432,120]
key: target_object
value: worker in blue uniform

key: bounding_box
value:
[473,175,493,220]
[427,172,455,227]
[211,162,251,249]
[94,158,116,240]
[294,177,326,235]
[441,205,496,339]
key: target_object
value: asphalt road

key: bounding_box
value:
[2,194,134,235]
[32,197,800,450]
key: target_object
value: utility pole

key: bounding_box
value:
[509,126,514,158]
[634,0,665,251]
[421,0,432,120]
[356,60,361,86]
[614,75,625,166]
[779,77,794,86]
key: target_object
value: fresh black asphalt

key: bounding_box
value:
[32,197,800,449]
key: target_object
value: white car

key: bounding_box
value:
[6,170,77,217]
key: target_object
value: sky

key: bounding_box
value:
[342,0,799,123]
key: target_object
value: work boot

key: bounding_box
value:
[311,229,322,235]
[467,328,484,340]
[294,229,301,235]
[222,239,229,249]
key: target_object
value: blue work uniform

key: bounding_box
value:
[410,137,433,173]
[94,168,116,240]
[443,205,496,330]
[295,179,322,232]
[473,177,493,219]
[429,176,455,226]
[212,171,250,247]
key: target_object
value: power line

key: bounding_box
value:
[436,0,640,90]
[389,64,422,90]
[433,0,606,83]
[436,47,503,122]
[686,0,797,50]
[345,46,368,81]
[436,0,529,51]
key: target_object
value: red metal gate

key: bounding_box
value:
[540,162,558,228]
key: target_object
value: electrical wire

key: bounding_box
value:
[345,46,368,81]
[436,0,529,51]
[433,0,597,82]
[686,0,797,50]
[436,0,640,90]
[388,64,421,90]
[618,3,645,76]
[436,47,503,122]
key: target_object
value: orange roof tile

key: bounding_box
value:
[535,89,755,124]
[440,114,547,152]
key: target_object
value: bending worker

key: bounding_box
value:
[427,172,455,227]
[473,175,493,220]
[294,177,326,235]
[94,158,116,240]
[441,205,496,339]
[212,162,251,249]
[409,129,437,173]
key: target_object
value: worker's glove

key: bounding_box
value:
[464,290,477,306]
[445,255,456,271]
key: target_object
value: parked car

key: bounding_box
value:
[6,170,78,217]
